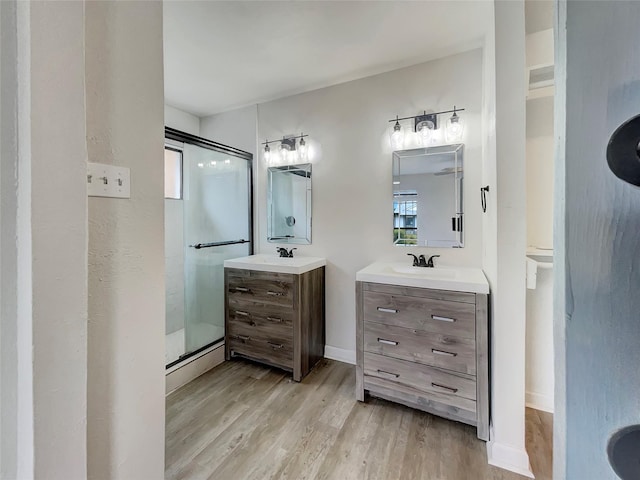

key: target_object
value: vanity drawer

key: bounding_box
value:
[363,322,476,375]
[228,302,293,330]
[363,352,476,405]
[227,271,294,307]
[227,319,293,345]
[227,319,293,368]
[363,291,475,339]
[227,334,293,369]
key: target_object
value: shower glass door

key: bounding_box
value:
[165,129,252,367]
[182,145,251,357]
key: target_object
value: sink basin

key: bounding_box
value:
[387,265,458,279]
[356,262,489,294]
[224,254,326,275]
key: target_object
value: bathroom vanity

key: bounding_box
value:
[355,262,490,441]
[224,254,326,381]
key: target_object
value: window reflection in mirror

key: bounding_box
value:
[392,144,464,248]
[267,163,312,245]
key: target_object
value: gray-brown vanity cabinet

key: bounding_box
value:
[356,281,489,441]
[224,266,325,382]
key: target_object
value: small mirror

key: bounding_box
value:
[268,163,312,244]
[393,144,463,248]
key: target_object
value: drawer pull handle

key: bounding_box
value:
[431,383,458,393]
[377,338,398,346]
[237,335,250,341]
[377,307,398,314]
[376,369,399,378]
[432,349,457,357]
[432,315,455,323]
[268,342,284,349]
[267,291,285,297]
[235,311,249,317]
[267,316,283,323]
[234,287,250,293]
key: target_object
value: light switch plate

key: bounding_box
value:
[87,162,130,198]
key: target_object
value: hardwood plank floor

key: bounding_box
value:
[526,407,553,480]
[166,359,552,480]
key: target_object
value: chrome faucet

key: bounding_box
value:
[277,247,296,258]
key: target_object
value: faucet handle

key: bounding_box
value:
[407,253,419,267]
[427,255,440,268]
[288,248,297,258]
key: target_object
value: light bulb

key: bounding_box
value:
[224,159,231,164]
[417,120,434,146]
[197,162,204,168]
[209,160,216,167]
[264,143,271,163]
[446,108,465,142]
[298,137,308,161]
[280,143,288,162]
[390,118,404,150]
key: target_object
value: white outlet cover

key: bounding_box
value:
[87,162,130,198]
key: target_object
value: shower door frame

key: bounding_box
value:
[164,126,254,369]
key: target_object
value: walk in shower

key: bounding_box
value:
[164,128,253,368]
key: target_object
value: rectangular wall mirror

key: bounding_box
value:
[392,144,463,248]
[267,163,312,244]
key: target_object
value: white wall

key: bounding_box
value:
[256,50,483,361]
[165,103,200,136]
[2,1,89,478]
[485,0,530,476]
[526,97,554,249]
[525,268,554,412]
[200,104,257,157]
[85,2,165,479]
[525,95,554,412]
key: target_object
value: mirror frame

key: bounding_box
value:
[392,143,464,248]
[267,163,312,245]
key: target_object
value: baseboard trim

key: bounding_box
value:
[525,391,554,413]
[324,345,356,365]
[165,342,225,395]
[487,438,534,478]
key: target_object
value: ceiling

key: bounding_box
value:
[163,1,492,117]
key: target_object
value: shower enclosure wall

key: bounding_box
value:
[164,128,252,368]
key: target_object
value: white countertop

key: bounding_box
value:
[356,262,490,294]
[224,254,326,275]
[526,247,553,268]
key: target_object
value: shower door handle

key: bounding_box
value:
[189,239,249,249]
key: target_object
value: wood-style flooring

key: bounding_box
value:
[166,359,552,480]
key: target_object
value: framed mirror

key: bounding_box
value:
[267,163,312,244]
[392,144,463,248]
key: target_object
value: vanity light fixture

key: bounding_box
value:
[445,106,465,142]
[390,116,405,150]
[262,133,310,164]
[388,106,465,148]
